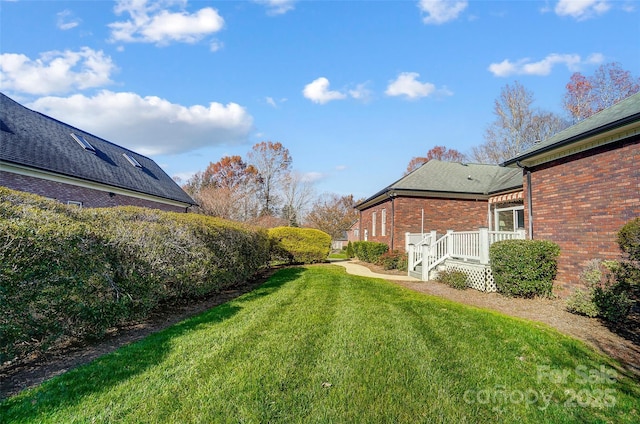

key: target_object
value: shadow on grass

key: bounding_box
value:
[0,267,305,420]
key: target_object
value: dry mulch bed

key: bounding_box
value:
[1,264,638,400]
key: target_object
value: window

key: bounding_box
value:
[381,209,387,236]
[70,133,96,153]
[122,153,142,168]
[67,200,83,208]
[495,206,525,232]
[372,212,377,237]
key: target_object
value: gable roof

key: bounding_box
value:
[503,92,640,167]
[355,160,522,210]
[0,93,196,206]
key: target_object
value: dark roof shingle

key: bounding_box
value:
[0,93,195,206]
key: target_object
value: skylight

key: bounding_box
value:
[70,133,96,153]
[123,153,142,168]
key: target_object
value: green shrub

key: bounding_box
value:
[0,187,270,364]
[489,239,560,298]
[565,259,603,318]
[268,227,331,264]
[345,241,354,258]
[436,269,468,290]
[565,288,600,318]
[376,250,408,271]
[591,261,635,324]
[617,217,640,261]
[351,241,388,264]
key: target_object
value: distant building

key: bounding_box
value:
[0,93,196,212]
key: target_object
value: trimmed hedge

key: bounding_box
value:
[489,239,560,298]
[267,227,331,264]
[0,188,270,364]
[351,241,389,264]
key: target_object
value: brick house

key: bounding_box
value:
[354,160,523,251]
[0,93,196,212]
[503,92,640,293]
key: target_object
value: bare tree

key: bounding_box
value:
[280,171,315,226]
[405,145,467,174]
[564,62,640,122]
[247,141,293,216]
[472,82,567,164]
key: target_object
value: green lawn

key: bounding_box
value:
[2,265,639,423]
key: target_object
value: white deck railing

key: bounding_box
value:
[407,229,525,281]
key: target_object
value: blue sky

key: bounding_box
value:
[1,0,639,200]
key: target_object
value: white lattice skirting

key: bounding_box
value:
[441,260,497,292]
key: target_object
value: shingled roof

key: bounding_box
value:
[355,160,522,210]
[503,92,640,167]
[0,93,196,206]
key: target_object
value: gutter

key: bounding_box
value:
[502,112,640,167]
[516,161,533,239]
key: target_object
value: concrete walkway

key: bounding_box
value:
[331,260,420,281]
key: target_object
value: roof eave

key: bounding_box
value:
[355,188,491,210]
[502,112,640,167]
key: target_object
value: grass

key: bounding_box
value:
[2,265,639,423]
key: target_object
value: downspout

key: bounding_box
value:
[516,161,533,239]
[390,193,396,250]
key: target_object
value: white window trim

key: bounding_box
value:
[372,212,377,237]
[494,205,525,232]
[381,209,386,236]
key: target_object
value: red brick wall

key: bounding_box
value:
[529,137,640,294]
[359,196,489,251]
[1,171,189,213]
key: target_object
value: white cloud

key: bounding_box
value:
[385,72,441,99]
[488,53,604,77]
[29,91,254,155]
[303,77,347,104]
[57,9,81,30]
[301,171,324,183]
[209,40,224,52]
[555,0,611,20]
[253,0,296,15]
[109,0,224,45]
[349,83,373,103]
[418,0,468,24]
[0,47,116,95]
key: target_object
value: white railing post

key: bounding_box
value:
[421,243,429,281]
[446,230,454,257]
[479,227,490,265]
[408,244,415,270]
[405,232,411,251]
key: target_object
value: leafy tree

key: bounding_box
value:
[305,194,360,240]
[247,141,293,216]
[183,156,260,221]
[405,145,467,174]
[563,62,640,122]
[202,155,258,190]
[472,81,567,164]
